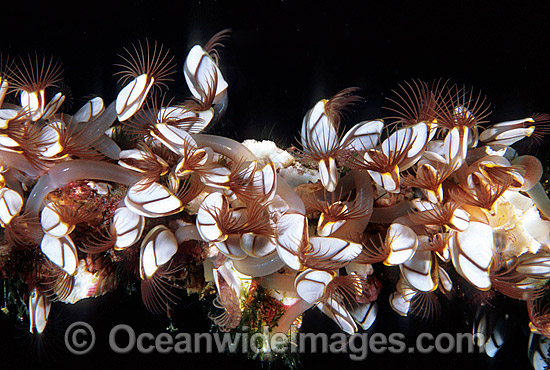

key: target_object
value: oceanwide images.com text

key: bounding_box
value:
[65,321,486,360]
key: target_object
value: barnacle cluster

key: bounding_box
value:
[1,30,550,365]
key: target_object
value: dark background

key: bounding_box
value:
[0,0,549,369]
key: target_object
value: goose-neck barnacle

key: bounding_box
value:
[1,29,550,367]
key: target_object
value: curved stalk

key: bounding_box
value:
[26,160,139,215]
[272,299,313,334]
[467,145,517,164]
[331,170,374,241]
[193,134,257,162]
[93,134,122,159]
[370,200,412,224]
[274,176,306,214]
[175,222,203,243]
[0,149,49,178]
[258,272,297,292]
[80,101,117,140]
[512,155,543,191]
[4,169,23,196]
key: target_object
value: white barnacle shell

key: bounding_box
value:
[444,126,469,170]
[174,148,208,177]
[0,134,21,151]
[433,232,451,262]
[365,163,400,193]
[38,122,63,158]
[112,206,145,250]
[276,212,307,271]
[318,157,338,193]
[41,92,65,120]
[40,234,78,275]
[118,149,148,172]
[215,234,247,260]
[529,333,550,370]
[229,160,257,190]
[307,237,363,265]
[240,233,276,258]
[384,222,418,266]
[73,97,105,123]
[341,120,384,152]
[20,89,45,121]
[295,268,334,304]
[213,261,243,300]
[158,105,190,122]
[116,74,154,121]
[389,293,410,317]
[124,181,183,218]
[381,125,414,161]
[449,207,470,231]
[158,105,214,134]
[0,108,19,129]
[139,225,178,279]
[196,192,226,242]
[516,251,550,279]
[450,221,494,290]
[479,117,535,146]
[317,202,348,236]
[318,296,358,334]
[488,190,550,257]
[252,162,277,201]
[184,45,228,105]
[416,163,445,203]
[40,202,73,237]
[317,219,340,237]
[438,266,453,294]
[481,313,507,358]
[411,198,436,212]
[396,122,429,170]
[516,253,550,278]
[389,278,417,317]
[118,148,169,174]
[154,123,198,155]
[301,100,338,154]
[301,100,340,192]
[399,240,437,292]
[183,109,214,133]
[28,288,51,334]
[350,301,378,331]
[0,187,23,226]
[0,78,7,108]
[366,122,428,193]
[345,262,374,278]
[200,166,231,188]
